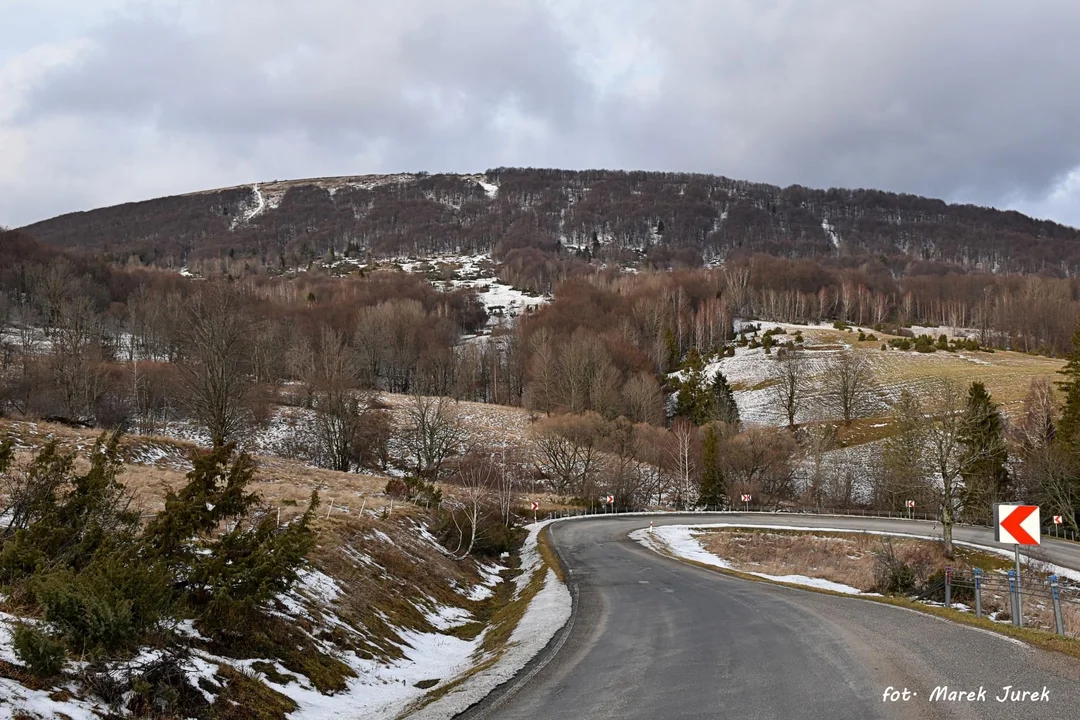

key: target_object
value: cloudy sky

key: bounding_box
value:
[2,0,1079,228]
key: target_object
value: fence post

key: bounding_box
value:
[1051,575,1065,636]
[944,566,952,609]
[973,568,982,618]
[1008,571,1021,627]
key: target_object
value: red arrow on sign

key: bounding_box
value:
[530,501,539,511]
[1001,505,1038,545]
[1054,515,1063,524]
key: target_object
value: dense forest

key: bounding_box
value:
[18,168,1080,274]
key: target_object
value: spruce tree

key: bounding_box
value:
[698,424,726,509]
[675,349,712,424]
[1056,323,1080,444]
[711,370,740,427]
[664,328,680,372]
[958,381,1009,523]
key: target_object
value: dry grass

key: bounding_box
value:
[306,509,491,661]
[0,418,394,523]
[761,322,1064,420]
[380,393,536,447]
[696,529,1010,592]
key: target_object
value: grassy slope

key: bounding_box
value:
[0,419,550,719]
[719,322,1063,433]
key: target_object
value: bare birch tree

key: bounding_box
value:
[446,455,495,559]
[925,381,991,559]
[669,419,697,510]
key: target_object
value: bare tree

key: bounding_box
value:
[802,423,837,510]
[599,416,649,509]
[1012,379,1075,531]
[621,371,665,425]
[721,427,797,505]
[633,422,673,506]
[553,329,620,416]
[524,327,556,414]
[308,327,363,472]
[401,394,469,479]
[825,351,874,424]
[493,446,523,527]
[446,454,495,559]
[924,381,978,559]
[50,295,107,422]
[531,413,604,498]
[668,419,697,510]
[769,348,807,428]
[876,389,934,511]
[1013,378,1056,459]
[174,286,256,447]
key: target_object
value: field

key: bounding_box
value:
[711,321,1063,428]
[691,528,1080,635]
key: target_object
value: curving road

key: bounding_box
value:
[459,514,1080,720]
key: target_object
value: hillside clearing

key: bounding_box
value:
[708,321,1062,427]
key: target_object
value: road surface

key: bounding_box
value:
[459,514,1080,720]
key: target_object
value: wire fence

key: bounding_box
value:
[922,567,1080,637]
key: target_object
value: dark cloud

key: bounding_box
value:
[2,0,1079,227]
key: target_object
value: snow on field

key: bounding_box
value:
[474,279,547,321]
[792,441,883,502]
[385,251,550,325]
[695,338,855,425]
[630,525,866,594]
[908,325,979,340]
[635,523,1080,586]
[0,678,103,720]
[229,183,267,229]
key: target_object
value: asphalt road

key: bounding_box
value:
[458,514,1080,720]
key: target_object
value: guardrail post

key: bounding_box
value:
[944,566,952,609]
[1051,575,1065,636]
[1008,570,1021,627]
[973,568,982,618]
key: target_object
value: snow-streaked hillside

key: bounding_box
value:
[687,320,1062,428]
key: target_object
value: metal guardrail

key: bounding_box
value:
[543,505,1080,545]
[927,567,1079,636]
[545,504,952,525]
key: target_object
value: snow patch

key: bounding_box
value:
[406,521,571,719]
[822,218,840,249]
[635,522,1080,585]
[632,524,868,595]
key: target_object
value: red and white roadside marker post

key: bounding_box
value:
[905,499,915,519]
[741,494,751,512]
[1054,515,1063,538]
[530,500,539,524]
[994,503,1041,627]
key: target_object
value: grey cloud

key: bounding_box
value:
[4,0,1080,227]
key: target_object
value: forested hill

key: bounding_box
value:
[18,168,1080,274]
